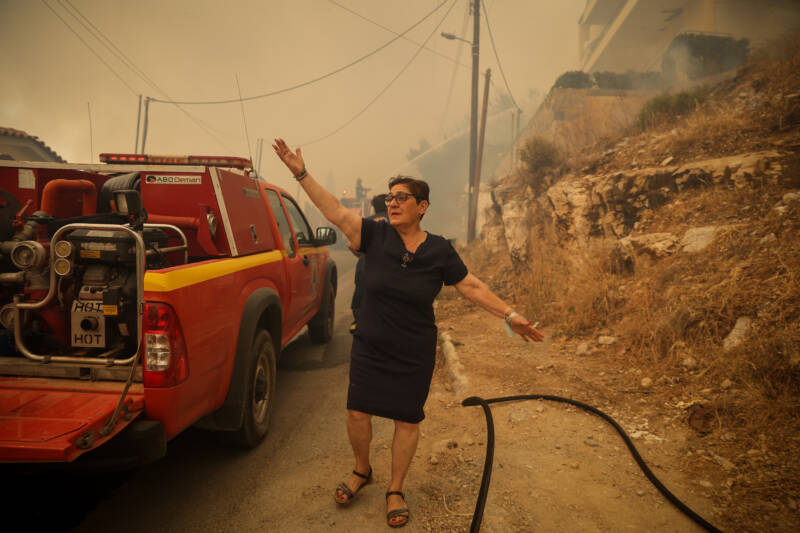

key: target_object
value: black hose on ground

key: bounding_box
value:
[461,394,723,533]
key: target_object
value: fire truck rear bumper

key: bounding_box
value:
[69,419,167,469]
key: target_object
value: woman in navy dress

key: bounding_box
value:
[273,138,543,528]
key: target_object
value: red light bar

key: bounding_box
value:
[99,153,252,169]
[100,153,147,163]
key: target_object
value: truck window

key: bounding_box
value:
[266,190,295,257]
[281,195,314,246]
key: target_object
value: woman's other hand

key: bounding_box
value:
[454,273,545,343]
[509,314,545,343]
[272,138,305,176]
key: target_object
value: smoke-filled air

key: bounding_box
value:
[0,0,583,239]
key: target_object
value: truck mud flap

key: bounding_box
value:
[0,378,144,463]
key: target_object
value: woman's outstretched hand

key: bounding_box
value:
[509,314,545,343]
[272,138,305,176]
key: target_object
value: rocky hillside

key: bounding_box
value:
[469,35,800,531]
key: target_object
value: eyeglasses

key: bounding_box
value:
[384,192,417,205]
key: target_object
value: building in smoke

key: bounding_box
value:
[579,0,800,74]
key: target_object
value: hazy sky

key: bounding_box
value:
[0,0,584,195]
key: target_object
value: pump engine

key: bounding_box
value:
[0,178,169,363]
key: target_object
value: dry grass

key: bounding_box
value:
[518,174,800,401]
[475,35,800,531]
[489,178,800,531]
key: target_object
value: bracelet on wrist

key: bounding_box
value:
[294,167,308,181]
[505,311,519,324]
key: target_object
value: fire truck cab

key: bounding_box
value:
[0,153,337,465]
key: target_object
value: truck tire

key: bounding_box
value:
[227,329,276,448]
[308,282,335,344]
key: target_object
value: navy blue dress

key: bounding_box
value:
[347,218,468,423]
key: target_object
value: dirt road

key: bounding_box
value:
[68,249,363,532]
[419,295,718,532]
[9,247,719,532]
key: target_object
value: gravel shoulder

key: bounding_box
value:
[413,295,718,532]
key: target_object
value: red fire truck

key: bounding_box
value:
[0,153,337,466]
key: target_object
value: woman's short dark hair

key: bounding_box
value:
[388,176,430,204]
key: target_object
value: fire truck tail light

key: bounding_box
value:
[143,302,188,387]
[145,334,171,371]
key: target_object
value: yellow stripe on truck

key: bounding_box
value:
[297,246,327,255]
[144,250,285,292]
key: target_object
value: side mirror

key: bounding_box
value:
[315,227,337,246]
[111,189,144,217]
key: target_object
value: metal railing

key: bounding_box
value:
[144,223,189,264]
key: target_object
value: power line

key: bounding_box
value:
[57,0,233,152]
[151,0,452,105]
[60,0,160,96]
[481,1,520,111]
[439,0,472,138]
[41,0,138,96]
[301,0,459,146]
[327,0,469,70]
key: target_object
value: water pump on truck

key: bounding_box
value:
[0,174,158,370]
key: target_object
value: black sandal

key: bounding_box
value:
[385,491,410,528]
[334,467,372,505]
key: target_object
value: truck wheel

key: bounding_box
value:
[308,283,335,344]
[229,329,276,448]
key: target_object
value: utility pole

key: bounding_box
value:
[516,107,522,168]
[140,96,150,154]
[256,138,264,178]
[510,110,516,172]
[87,102,93,163]
[134,94,142,153]
[467,0,480,242]
[469,68,491,242]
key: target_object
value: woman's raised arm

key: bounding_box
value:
[273,138,362,248]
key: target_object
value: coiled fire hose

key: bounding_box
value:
[461,395,723,533]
